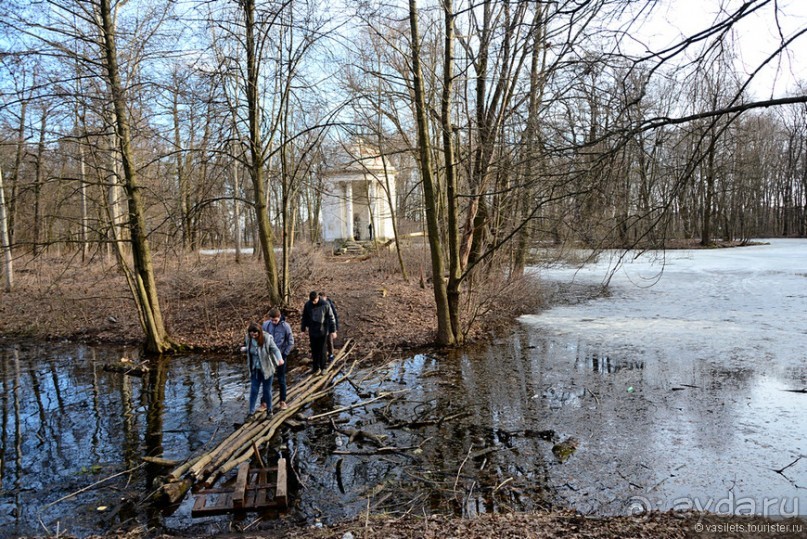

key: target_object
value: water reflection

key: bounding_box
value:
[3,313,806,537]
[576,351,645,374]
[0,344,249,538]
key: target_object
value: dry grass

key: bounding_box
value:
[0,243,545,354]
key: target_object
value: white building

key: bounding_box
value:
[321,143,396,243]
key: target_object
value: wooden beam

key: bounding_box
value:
[275,457,287,507]
[232,462,249,509]
[255,468,268,507]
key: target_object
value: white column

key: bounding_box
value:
[345,181,354,240]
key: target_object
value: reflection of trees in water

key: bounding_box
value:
[9,337,780,531]
[28,362,48,446]
[573,343,646,374]
[514,332,662,514]
[120,362,138,467]
[0,345,256,535]
[300,351,539,518]
[427,338,554,516]
[144,358,168,484]
[0,350,7,487]
[704,365,754,388]
[91,350,102,463]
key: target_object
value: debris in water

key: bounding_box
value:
[552,437,579,463]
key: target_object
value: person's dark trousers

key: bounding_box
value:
[309,334,327,371]
[326,333,335,359]
[276,355,287,401]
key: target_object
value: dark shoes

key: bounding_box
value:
[328,354,335,363]
[247,409,272,422]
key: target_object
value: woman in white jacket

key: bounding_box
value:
[242,322,283,417]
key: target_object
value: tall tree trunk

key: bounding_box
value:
[0,169,13,292]
[408,0,455,346]
[231,139,243,263]
[8,100,27,245]
[172,86,191,250]
[243,0,281,305]
[106,131,126,259]
[33,110,47,256]
[701,137,716,246]
[441,0,462,343]
[512,7,548,276]
[380,151,408,282]
[78,137,89,261]
[98,0,175,354]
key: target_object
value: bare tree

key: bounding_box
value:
[96,0,177,352]
[0,169,13,292]
[407,0,454,345]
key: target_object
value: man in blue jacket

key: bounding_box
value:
[301,290,337,375]
[262,308,294,409]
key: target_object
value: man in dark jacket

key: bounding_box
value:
[301,290,337,375]
[319,292,338,363]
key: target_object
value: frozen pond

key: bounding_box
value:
[1,239,805,538]
[520,238,807,516]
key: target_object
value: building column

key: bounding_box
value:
[345,181,354,240]
[367,179,376,240]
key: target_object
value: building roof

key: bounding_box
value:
[324,141,396,178]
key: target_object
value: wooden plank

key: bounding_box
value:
[216,492,233,511]
[192,494,208,514]
[275,458,287,507]
[244,471,256,509]
[193,487,233,494]
[255,468,268,507]
[192,492,235,516]
[232,462,249,509]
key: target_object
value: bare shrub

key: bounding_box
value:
[461,264,544,341]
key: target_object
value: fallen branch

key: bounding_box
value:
[384,410,471,429]
[492,476,514,493]
[142,456,178,467]
[774,456,802,476]
[306,391,402,421]
[44,463,145,509]
[332,445,421,456]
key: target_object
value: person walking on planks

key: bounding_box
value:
[319,292,339,364]
[301,290,337,376]
[262,308,294,410]
[241,322,283,419]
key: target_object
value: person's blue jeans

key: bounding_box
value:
[276,355,287,402]
[249,369,273,414]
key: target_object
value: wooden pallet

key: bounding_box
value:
[191,458,287,516]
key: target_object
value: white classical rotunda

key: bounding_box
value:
[321,143,396,243]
